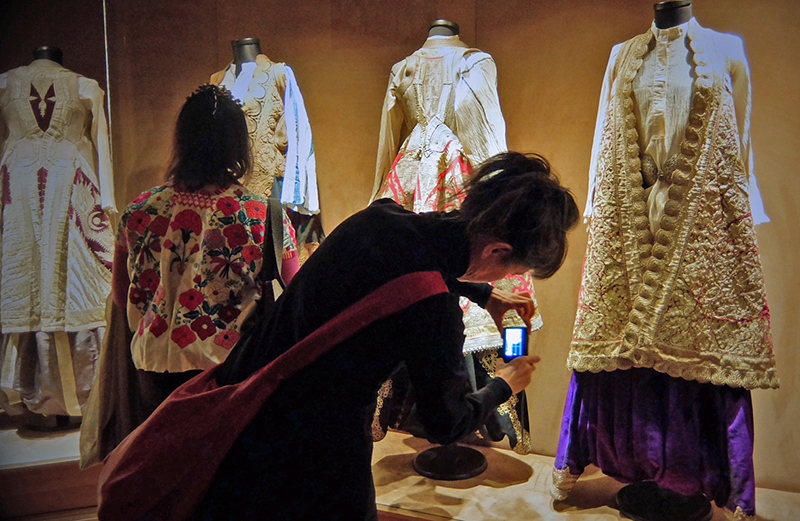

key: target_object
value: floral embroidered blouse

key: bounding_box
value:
[116,182,296,373]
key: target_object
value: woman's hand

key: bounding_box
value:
[494,355,541,395]
[485,289,535,333]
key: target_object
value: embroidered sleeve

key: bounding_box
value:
[727,35,769,224]
[453,51,508,165]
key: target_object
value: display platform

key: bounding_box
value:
[372,430,800,521]
[1,417,798,520]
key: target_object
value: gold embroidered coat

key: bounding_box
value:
[571,23,778,390]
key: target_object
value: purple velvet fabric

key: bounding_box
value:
[555,367,756,515]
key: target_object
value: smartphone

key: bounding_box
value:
[502,326,528,362]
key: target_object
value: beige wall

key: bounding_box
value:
[4,0,797,494]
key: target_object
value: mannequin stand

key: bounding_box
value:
[413,444,487,480]
[615,481,712,521]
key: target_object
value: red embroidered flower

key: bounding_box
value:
[234,189,243,196]
[127,210,151,235]
[129,287,149,305]
[242,244,262,263]
[217,305,241,323]
[250,224,265,243]
[133,190,153,204]
[170,209,203,234]
[171,325,196,348]
[138,269,160,292]
[216,197,240,216]
[214,329,240,349]
[191,243,200,254]
[244,200,267,220]
[149,215,170,236]
[224,224,249,248]
[149,315,168,337]
[191,316,217,341]
[179,288,204,310]
[149,238,162,253]
[203,228,225,250]
[164,239,174,249]
[193,274,202,284]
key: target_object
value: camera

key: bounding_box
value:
[502,326,528,362]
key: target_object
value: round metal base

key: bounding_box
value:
[412,444,488,481]
[615,481,712,521]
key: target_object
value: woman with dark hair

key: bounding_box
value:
[98,151,579,521]
[111,84,299,417]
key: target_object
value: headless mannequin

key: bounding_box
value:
[654,0,693,29]
[33,45,63,65]
[231,38,261,76]
[428,19,459,37]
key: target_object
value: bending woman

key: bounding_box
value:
[193,151,579,520]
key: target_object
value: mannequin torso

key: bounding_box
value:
[428,19,459,37]
[231,38,261,76]
[654,0,693,29]
[33,46,63,65]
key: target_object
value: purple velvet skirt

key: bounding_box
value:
[554,367,755,516]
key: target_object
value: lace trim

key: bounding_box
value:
[550,466,580,501]
[723,505,754,521]
[567,349,779,390]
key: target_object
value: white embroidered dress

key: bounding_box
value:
[0,59,115,415]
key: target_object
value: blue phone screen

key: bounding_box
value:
[504,327,526,358]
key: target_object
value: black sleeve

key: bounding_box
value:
[402,293,512,445]
[450,280,493,308]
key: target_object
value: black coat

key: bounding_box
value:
[192,199,511,520]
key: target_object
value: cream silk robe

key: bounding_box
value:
[0,59,115,416]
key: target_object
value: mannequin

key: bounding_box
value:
[1,42,115,429]
[33,45,63,65]
[211,37,322,264]
[371,18,538,480]
[231,38,261,76]
[428,19,459,37]
[552,0,776,519]
[654,0,693,29]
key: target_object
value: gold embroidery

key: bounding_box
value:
[570,28,777,390]
[371,378,393,441]
[723,505,753,521]
[477,350,532,454]
[550,466,580,501]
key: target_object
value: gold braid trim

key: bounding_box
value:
[550,466,580,501]
[371,378,393,442]
[478,351,531,454]
[723,505,754,521]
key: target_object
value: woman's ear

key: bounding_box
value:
[482,242,513,263]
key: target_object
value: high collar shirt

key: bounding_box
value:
[585,17,768,231]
